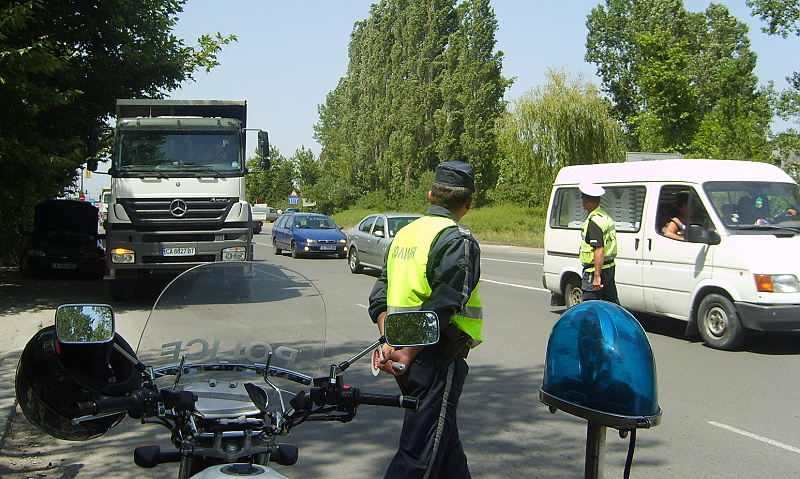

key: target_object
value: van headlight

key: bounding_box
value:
[754,274,800,293]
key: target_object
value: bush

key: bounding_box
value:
[332,202,546,247]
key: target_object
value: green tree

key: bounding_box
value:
[315,0,508,211]
[0,0,235,264]
[585,0,771,159]
[747,0,800,166]
[246,146,297,208]
[496,69,626,207]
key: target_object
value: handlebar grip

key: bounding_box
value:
[76,393,142,417]
[358,393,419,410]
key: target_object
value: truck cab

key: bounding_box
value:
[99,100,268,300]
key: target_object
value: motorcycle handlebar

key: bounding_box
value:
[357,392,419,410]
[76,392,143,417]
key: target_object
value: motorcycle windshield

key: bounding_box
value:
[136,262,326,417]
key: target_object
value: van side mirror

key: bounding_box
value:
[685,224,720,245]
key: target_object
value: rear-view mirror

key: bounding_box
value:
[55,304,115,344]
[384,311,440,347]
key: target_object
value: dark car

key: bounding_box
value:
[272,212,348,258]
[346,213,421,273]
[20,199,106,278]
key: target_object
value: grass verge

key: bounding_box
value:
[331,204,545,247]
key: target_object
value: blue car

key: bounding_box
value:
[272,213,348,259]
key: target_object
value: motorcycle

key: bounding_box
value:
[15,261,439,478]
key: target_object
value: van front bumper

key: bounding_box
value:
[735,302,800,331]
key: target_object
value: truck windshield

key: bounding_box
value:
[115,131,242,176]
[704,181,800,233]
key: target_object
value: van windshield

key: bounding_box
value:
[704,181,800,233]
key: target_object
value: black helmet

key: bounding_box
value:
[15,326,142,441]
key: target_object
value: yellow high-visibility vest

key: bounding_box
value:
[386,216,483,343]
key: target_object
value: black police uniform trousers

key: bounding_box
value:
[581,265,620,304]
[384,346,471,479]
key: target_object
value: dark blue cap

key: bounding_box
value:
[434,161,475,190]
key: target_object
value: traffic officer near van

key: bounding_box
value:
[368,160,482,479]
[579,182,619,303]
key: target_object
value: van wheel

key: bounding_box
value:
[697,294,745,350]
[272,238,282,255]
[291,242,301,259]
[565,279,583,308]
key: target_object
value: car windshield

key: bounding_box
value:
[704,181,800,233]
[296,216,337,229]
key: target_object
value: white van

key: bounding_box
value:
[543,159,800,350]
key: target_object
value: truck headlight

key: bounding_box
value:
[754,274,800,293]
[222,246,247,261]
[111,248,135,264]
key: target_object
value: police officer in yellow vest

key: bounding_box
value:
[369,160,482,479]
[579,182,619,304]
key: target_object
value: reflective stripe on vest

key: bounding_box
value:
[386,216,483,344]
[579,207,617,271]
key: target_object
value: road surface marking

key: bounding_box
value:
[482,257,542,266]
[709,421,800,455]
[481,278,549,292]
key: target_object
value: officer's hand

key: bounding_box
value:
[381,346,424,376]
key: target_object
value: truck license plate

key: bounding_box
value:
[319,245,336,251]
[52,263,77,270]
[163,247,196,256]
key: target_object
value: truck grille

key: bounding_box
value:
[119,198,235,226]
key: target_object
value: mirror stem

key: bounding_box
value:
[334,336,386,375]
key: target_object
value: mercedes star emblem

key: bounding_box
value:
[170,199,188,218]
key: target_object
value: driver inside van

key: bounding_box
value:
[663,193,688,241]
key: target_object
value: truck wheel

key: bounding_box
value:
[109,278,136,302]
[272,238,282,255]
[348,249,363,273]
[565,278,583,308]
[697,294,745,350]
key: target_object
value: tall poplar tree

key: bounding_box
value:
[315,0,508,209]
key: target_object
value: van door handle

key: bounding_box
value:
[648,239,652,250]
[635,238,640,250]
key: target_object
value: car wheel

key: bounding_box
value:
[348,249,363,273]
[697,293,745,350]
[291,242,301,259]
[565,277,583,308]
[273,238,282,255]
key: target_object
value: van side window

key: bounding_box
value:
[656,186,710,239]
[550,186,646,232]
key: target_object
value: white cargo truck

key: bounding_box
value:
[90,99,269,300]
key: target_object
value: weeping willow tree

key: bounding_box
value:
[495,69,626,206]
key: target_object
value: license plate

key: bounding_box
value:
[163,247,196,256]
[52,263,77,270]
[319,245,337,251]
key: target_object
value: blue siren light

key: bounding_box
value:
[540,301,662,430]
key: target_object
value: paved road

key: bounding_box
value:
[1,227,799,478]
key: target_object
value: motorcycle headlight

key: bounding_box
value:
[754,274,800,293]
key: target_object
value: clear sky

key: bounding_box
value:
[82,0,797,199]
